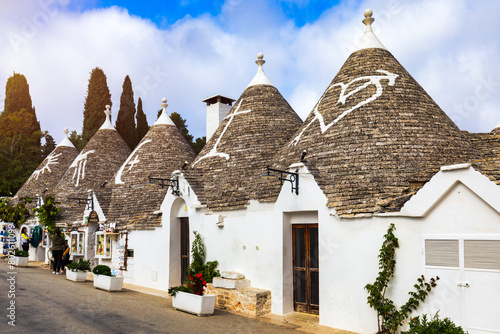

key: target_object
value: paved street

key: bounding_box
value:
[0,260,302,334]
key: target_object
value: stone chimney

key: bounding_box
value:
[203,95,235,141]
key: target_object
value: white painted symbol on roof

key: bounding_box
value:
[290,70,398,146]
[192,99,251,166]
[27,152,62,183]
[115,139,152,185]
[70,150,95,187]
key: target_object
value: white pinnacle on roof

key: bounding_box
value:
[355,9,386,51]
[99,105,115,130]
[57,127,75,148]
[247,53,274,88]
[153,98,176,126]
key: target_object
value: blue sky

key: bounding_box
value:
[79,0,340,27]
[0,0,499,143]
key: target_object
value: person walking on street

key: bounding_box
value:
[61,240,70,272]
[50,227,66,274]
[21,227,31,252]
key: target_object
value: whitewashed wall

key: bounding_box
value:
[120,165,500,334]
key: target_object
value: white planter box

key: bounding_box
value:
[14,256,28,267]
[93,274,124,292]
[66,270,87,282]
[172,291,216,316]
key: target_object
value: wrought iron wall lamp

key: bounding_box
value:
[148,176,180,196]
[262,165,299,195]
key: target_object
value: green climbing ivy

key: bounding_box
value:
[32,196,61,234]
[365,223,439,333]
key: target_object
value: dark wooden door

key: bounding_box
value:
[180,218,189,283]
[293,224,319,314]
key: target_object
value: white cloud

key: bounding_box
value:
[0,0,498,145]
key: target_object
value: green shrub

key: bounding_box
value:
[187,231,220,283]
[67,259,91,272]
[403,313,468,333]
[92,264,112,276]
[14,249,29,257]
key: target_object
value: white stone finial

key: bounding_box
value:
[256,52,265,67]
[355,9,386,51]
[154,97,175,126]
[362,9,375,31]
[99,105,114,130]
[247,52,273,87]
[57,127,75,148]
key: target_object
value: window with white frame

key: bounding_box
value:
[95,232,112,258]
[70,231,85,256]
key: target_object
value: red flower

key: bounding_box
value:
[197,273,202,278]
[203,281,206,285]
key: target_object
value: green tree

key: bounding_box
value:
[41,133,56,158]
[33,195,61,234]
[0,198,30,228]
[0,108,43,196]
[191,136,206,155]
[82,67,112,145]
[115,75,137,150]
[68,130,85,151]
[136,97,149,143]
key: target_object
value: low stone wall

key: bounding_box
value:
[205,283,271,316]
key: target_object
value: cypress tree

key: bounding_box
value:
[115,75,137,149]
[136,97,149,143]
[0,73,43,196]
[82,67,112,145]
[1,72,41,143]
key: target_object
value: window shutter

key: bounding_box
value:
[425,239,459,267]
[464,240,500,270]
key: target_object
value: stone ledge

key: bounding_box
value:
[213,277,251,289]
[205,284,271,317]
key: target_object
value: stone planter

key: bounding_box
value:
[172,291,216,316]
[93,274,124,292]
[14,256,28,267]
[66,270,87,282]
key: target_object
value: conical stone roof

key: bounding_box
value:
[270,10,480,217]
[187,53,303,210]
[54,106,131,224]
[107,98,196,230]
[15,128,79,200]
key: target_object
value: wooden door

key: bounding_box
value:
[180,218,189,283]
[293,224,319,315]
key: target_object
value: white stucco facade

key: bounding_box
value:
[115,163,500,334]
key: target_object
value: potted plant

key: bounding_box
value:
[92,264,124,292]
[169,273,216,316]
[168,232,219,316]
[66,259,91,282]
[13,249,29,267]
